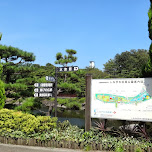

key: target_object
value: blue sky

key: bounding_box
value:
[0,0,151,70]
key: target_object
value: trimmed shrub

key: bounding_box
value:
[0,80,6,109]
[0,109,57,135]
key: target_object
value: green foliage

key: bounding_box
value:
[57,120,71,130]
[58,82,81,94]
[56,69,86,97]
[0,62,3,78]
[57,98,84,110]
[66,101,81,110]
[0,116,152,151]
[57,98,70,105]
[0,80,6,109]
[84,144,91,151]
[5,83,27,91]
[104,49,149,78]
[0,45,35,63]
[79,97,85,103]
[135,147,143,152]
[4,83,28,100]
[10,131,26,139]
[54,49,78,95]
[54,49,77,66]
[0,109,57,135]
[143,1,152,76]
[36,116,57,133]
[148,2,152,40]
[0,45,36,101]
[85,67,108,79]
[115,145,124,152]
[15,97,41,113]
[142,56,152,77]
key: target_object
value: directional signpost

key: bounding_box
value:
[54,66,79,117]
[34,66,79,117]
[34,83,54,97]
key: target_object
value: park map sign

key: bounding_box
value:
[91,78,152,122]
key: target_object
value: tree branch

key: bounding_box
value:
[16,58,23,65]
[57,88,62,95]
[35,109,48,114]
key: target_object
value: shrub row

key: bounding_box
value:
[0,109,152,151]
[0,109,57,135]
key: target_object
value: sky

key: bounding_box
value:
[0,0,151,71]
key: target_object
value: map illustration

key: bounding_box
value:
[95,88,152,108]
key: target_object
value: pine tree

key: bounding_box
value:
[0,45,35,101]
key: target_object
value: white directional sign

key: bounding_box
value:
[45,76,55,82]
[57,66,79,72]
[34,88,53,93]
[34,93,53,97]
[34,83,53,87]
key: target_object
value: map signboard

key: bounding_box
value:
[91,78,152,122]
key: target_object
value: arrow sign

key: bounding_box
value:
[34,88,53,93]
[57,66,79,72]
[45,76,55,82]
[34,83,53,87]
[34,93,53,97]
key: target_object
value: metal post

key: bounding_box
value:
[85,74,92,131]
[55,67,57,117]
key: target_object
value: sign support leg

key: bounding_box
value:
[55,67,57,117]
[85,74,92,131]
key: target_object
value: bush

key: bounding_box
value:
[57,98,82,110]
[0,109,57,135]
[57,120,71,130]
[15,97,41,113]
[0,80,6,109]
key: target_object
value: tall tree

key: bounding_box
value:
[55,49,77,83]
[0,45,35,83]
[55,49,77,67]
[0,45,35,102]
[104,49,149,78]
[142,0,152,76]
[54,49,79,95]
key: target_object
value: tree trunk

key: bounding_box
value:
[47,102,54,116]
[64,73,67,82]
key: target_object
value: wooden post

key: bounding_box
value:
[85,74,92,131]
[54,67,57,117]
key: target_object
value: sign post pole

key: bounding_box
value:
[54,67,58,117]
[85,74,92,131]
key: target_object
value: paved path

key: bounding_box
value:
[0,143,109,152]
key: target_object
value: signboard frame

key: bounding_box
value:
[91,78,152,122]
